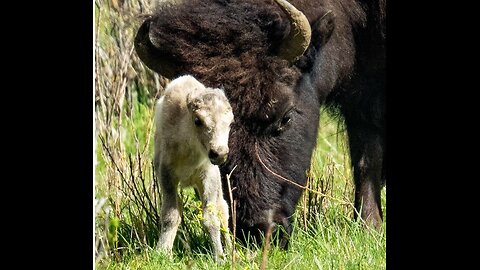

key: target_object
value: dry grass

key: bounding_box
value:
[95,0,166,263]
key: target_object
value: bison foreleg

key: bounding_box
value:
[346,123,385,229]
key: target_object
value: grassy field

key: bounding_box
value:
[95,1,386,269]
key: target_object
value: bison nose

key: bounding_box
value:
[208,148,228,165]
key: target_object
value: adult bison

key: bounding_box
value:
[135,0,385,248]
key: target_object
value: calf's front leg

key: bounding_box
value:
[156,165,181,253]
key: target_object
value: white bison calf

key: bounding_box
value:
[154,75,234,261]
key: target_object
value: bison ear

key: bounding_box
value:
[295,9,335,71]
[134,18,179,79]
[310,10,336,50]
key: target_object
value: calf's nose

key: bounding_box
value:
[208,147,228,165]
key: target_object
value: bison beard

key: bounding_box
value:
[135,0,386,248]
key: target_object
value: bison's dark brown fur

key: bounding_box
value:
[135,0,386,248]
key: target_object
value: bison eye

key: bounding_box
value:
[194,117,203,127]
[281,114,291,125]
[273,109,294,136]
[281,109,294,126]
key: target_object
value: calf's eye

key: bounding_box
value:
[194,117,203,127]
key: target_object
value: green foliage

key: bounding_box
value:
[108,216,120,249]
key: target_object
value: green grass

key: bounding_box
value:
[95,0,386,268]
[95,104,386,269]
[99,217,385,269]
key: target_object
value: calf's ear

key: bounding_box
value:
[186,93,199,112]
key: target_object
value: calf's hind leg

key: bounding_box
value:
[197,166,227,261]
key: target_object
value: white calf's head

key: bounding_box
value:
[187,86,234,165]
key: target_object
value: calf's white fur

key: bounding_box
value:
[154,75,234,260]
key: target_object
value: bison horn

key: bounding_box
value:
[134,18,177,79]
[273,0,312,63]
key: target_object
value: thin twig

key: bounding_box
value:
[99,135,127,183]
[226,165,237,269]
[137,147,159,222]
